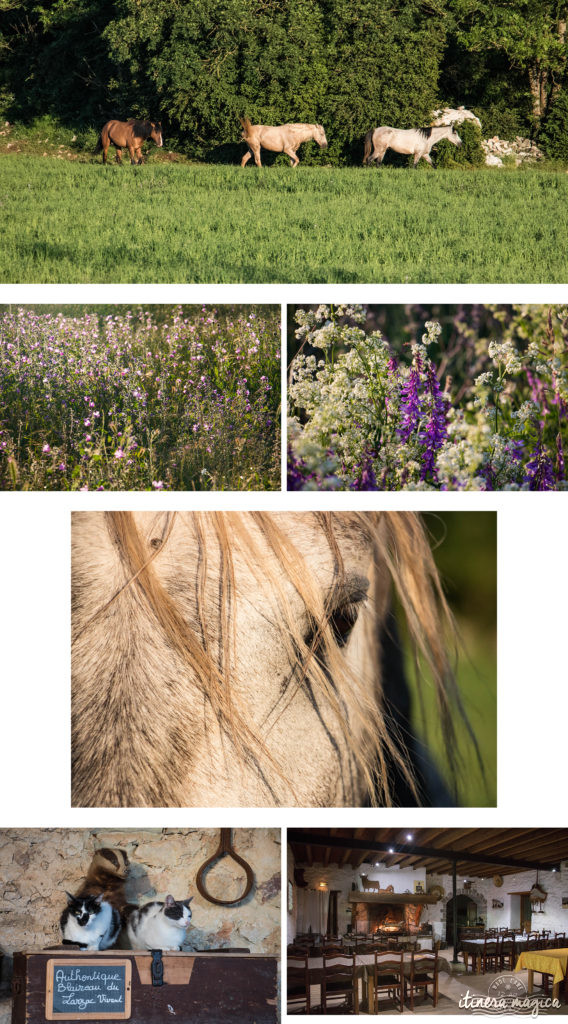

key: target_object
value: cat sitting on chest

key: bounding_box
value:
[60,892,121,951]
[127,895,193,951]
[60,847,129,951]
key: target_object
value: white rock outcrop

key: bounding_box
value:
[481,135,543,166]
[431,106,482,128]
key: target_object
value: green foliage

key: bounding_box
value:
[435,119,485,167]
[1,156,568,282]
[2,0,568,163]
[476,102,528,140]
[540,89,568,160]
[0,0,446,164]
[317,0,446,164]
[447,0,568,127]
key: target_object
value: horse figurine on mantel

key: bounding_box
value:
[363,123,462,167]
[361,876,395,894]
[239,117,327,167]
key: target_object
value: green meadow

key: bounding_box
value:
[1,155,567,283]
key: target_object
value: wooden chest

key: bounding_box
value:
[11,949,278,1024]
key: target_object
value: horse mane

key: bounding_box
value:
[420,126,433,139]
[72,511,474,806]
[126,119,153,138]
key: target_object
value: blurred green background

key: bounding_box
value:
[403,511,497,808]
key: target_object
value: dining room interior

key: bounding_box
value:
[287,828,568,1015]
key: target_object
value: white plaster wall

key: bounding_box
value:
[287,854,568,947]
[420,862,568,935]
[290,861,427,938]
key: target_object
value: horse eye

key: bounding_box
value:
[329,602,361,647]
[303,600,363,655]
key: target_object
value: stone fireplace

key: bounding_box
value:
[352,900,424,933]
[348,893,437,935]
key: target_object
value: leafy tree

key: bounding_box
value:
[103,0,328,158]
[319,0,448,162]
[540,86,568,157]
[449,0,568,129]
[435,118,485,166]
[0,0,120,123]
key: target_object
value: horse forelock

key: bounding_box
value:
[72,510,460,807]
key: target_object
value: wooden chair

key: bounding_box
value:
[367,950,404,1013]
[288,943,312,956]
[499,935,515,971]
[356,942,386,955]
[406,951,438,1011]
[287,954,312,1015]
[321,952,359,1015]
[480,937,499,974]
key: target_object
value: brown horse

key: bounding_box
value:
[99,119,163,165]
[240,117,327,167]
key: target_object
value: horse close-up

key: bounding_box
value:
[71,510,494,810]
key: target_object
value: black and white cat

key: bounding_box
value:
[60,892,121,950]
[127,895,193,951]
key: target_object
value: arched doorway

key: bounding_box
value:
[445,895,479,942]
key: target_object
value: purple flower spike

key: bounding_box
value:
[556,433,565,481]
[419,365,447,482]
[524,434,555,490]
[351,454,380,491]
[398,366,422,443]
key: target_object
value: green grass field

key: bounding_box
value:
[1,155,568,282]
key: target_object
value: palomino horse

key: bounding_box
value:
[363,124,462,167]
[240,118,327,167]
[71,511,475,808]
[99,119,163,165]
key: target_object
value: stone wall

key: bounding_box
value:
[287,852,568,945]
[420,862,568,935]
[0,828,280,996]
[288,855,427,939]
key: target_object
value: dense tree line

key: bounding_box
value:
[0,0,566,161]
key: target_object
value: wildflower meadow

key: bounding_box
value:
[288,304,568,491]
[0,305,280,491]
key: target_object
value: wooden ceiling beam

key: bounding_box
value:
[287,831,563,874]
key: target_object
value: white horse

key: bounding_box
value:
[363,124,462,167]
[240,118,327,167]
[71,511,473,808]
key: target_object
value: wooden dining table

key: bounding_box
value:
[459,935,529,973]
[291,952,443,1013]
[515,947,568,1003]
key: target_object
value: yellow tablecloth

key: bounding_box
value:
[515,948,568,985]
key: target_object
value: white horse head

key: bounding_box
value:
[72,511,467,808]
[313,124,328,148]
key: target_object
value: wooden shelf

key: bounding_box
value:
[348,892,439,905]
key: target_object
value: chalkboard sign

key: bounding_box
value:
[45,959,132,1020]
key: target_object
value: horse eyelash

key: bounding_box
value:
[304,595,368,654]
